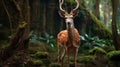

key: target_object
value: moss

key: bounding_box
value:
[70,61,75,67]
[31,51,49,59]
[65,0,74,3]
[29,42,47,52]
[102,46,115,52]
[30,51,51,66]
[19,21,27,29]
[89,47,107,55]
[49,63,60,67]
[107,50,120,61]
[27,59,45,67]
[77,55,96,63]
[32,60,43,66]
[90,11,112,38]
[80,6,112,39]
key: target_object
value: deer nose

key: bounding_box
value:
[67,22,71,24]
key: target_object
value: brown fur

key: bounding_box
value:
[57,28,80,48]
[57,28,80,67]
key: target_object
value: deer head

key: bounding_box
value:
[59,0,79,26]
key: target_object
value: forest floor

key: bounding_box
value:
[1,42,120,67]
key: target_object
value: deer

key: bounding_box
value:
[57,0,80,67]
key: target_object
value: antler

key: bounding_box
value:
[72,0,79,11]
[59,0,66,13]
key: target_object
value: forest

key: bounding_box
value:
[0,0,120,67]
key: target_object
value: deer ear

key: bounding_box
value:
[70,9,79,17]
[59,10,66,18]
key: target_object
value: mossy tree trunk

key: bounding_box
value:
[111,0,120,50]
[0,0,30,64]
[79,0,112,39]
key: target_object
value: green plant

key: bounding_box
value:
[30,32,57,48]
[107,50,120,61]
[31,51,49,59]
[32,60,43,66]
[80,34,112,50]
[27,59,45,67]
[89,47,107,55]
[77,55,96,63]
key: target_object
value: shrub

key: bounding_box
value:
[89,47,107,55]
[31,52,49,59]
[80,34,112,50]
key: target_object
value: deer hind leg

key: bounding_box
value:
[74,48,78,67]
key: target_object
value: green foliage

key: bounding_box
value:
[32,60,43,66]
[39,33,57,48]
[89,47,107,55]
[102,46,115,52]
[31,52,49,59]
[30,51,51,66]
[49,63,60,67]
[27,59,45,67]
[65,0,74,3]
[30,32,57,49]
[80,34,112,50]
[107,50,120,61]
[77,55,96,63]
[79,34,112,55]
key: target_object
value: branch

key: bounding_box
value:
[12,0,23,23]
[2,0,13,34]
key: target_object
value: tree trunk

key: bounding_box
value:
[31,0,41,35]
[93,0,100,19]
[79,2,112,39]
[2,0,13,34]
[104,0,110,27]
[43,2,47,33]
[0,0,30,64]
[111,0,120,50]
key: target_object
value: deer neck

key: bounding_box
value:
[67,22,75,41]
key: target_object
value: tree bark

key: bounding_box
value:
[93,0,100,19]
[79,2,112,39]
[0,0,30,64]
[2,0,13,34]
[104,0,110,26]
[111,0,120,50]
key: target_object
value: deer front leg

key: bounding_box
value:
[61,47,66,67]
[74,48,78,67]
[67,48,70,67]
